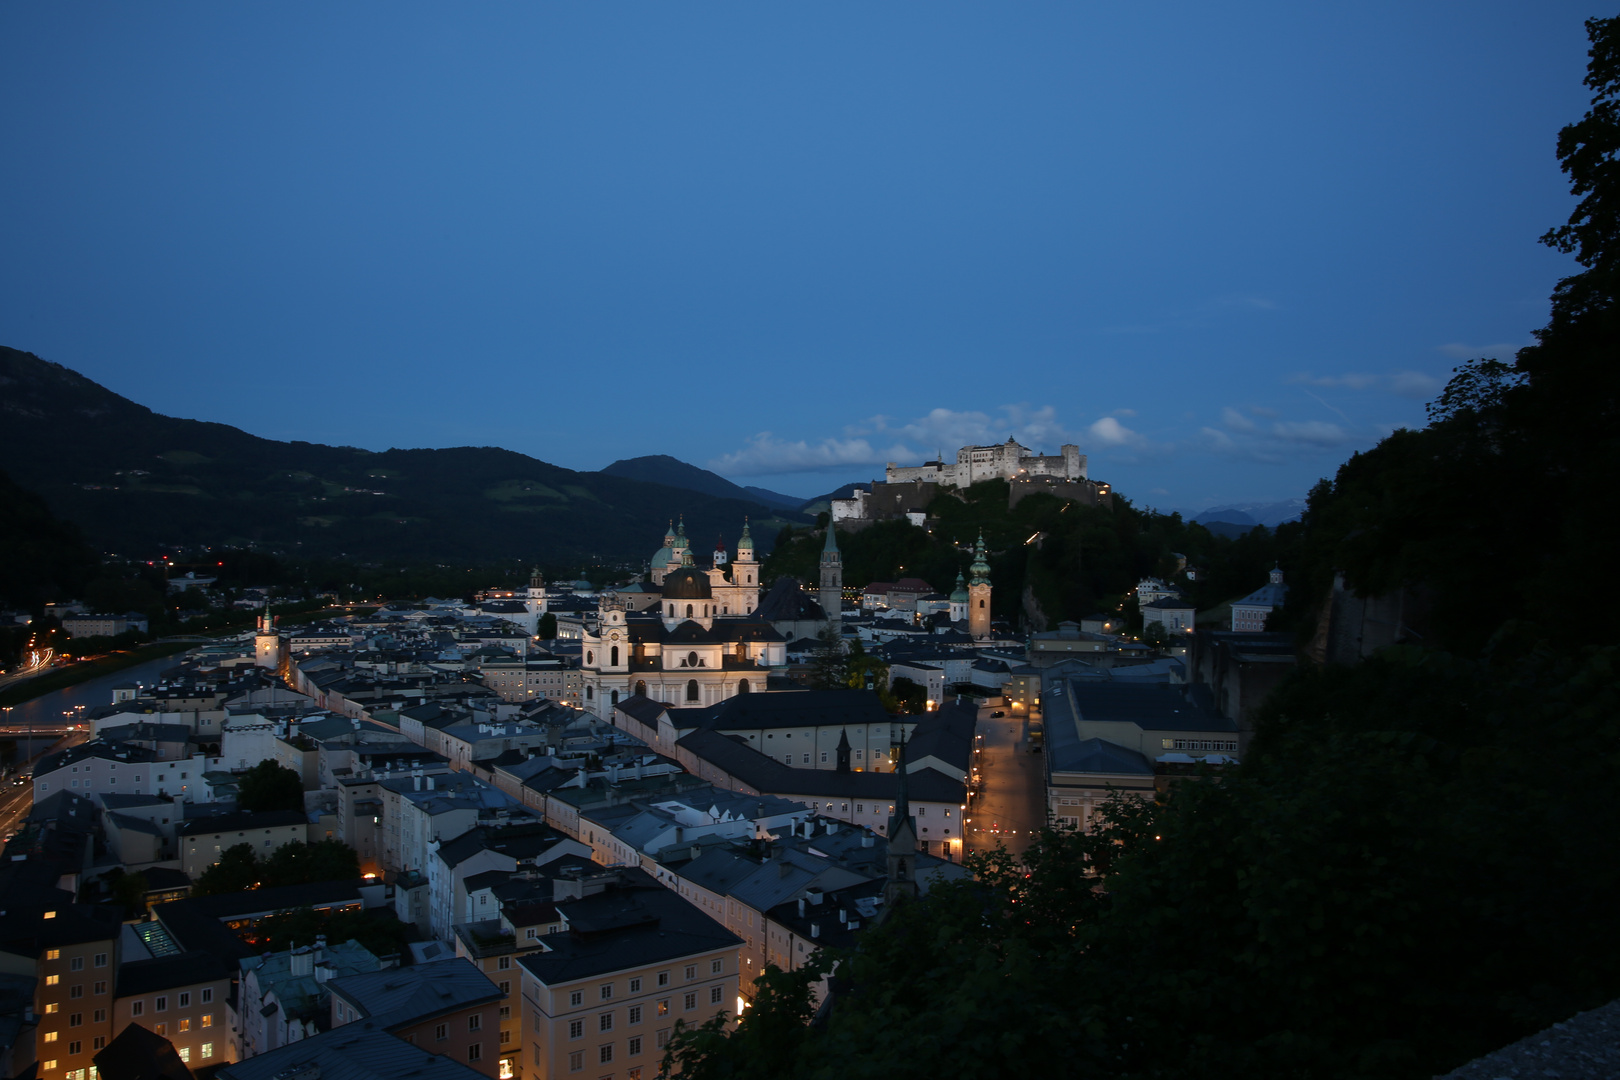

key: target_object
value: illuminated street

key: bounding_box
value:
[965,702,1047,858]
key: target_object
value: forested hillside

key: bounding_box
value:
[0,348,795,563]
[666,18,1620,1080]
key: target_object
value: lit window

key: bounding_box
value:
[201,1044,213,1060]
[178,1048,190,1063]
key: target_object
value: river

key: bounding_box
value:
[1,652,197,766]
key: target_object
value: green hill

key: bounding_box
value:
[0,347,799,563]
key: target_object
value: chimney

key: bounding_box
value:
[426,775,434,790]
[315,934,327,960]
[290,947,314,977]
[838,908,847,924]
[861,834,874,848]
[314,961,334,984]
[797,898,806,917]
[810,923,820,939]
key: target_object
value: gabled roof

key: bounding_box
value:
[328,956,502,1030]
[216,1026,490,1080]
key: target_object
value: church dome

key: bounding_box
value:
[950,571,969,603]
[650,545,675,571]
[661,566,713,600]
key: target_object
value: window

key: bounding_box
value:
[178,1018,190,1033]
[70,985,83,999]
[856,803,864,813]
[600,984,613,1001]
[93,1010,106,1023]
[201,1044,213,1060]
[569,1020,584,1039]
[200,987,211,1003]
[469,1014,482,1032]
[629,1069,643,1080]
[155,1024,166,1036]
[570,990,584,1007]
[628,1033,644,1055]
[201,1013,213,1028]
[628,1005,642,1025]
[820,752,828,763]
[684,965,696,980]
[70,1013,82,1027]
[710,986,723,1005]
[177,1048,189,1063]
[711,959,723,974]
[568,1050,584,1072]
[93,1036,106,1050]
[469,1045,482,1062]
[435,1023,448,1041]
[43,1032,57,1043]
[42,1063,56,1073]
[527,928,539,938]
[656,1028,672,1048]
[683,993,696,1011]
[498,955,511,970]
[598,1012,612,1032]
[500,1029,512,1045]
[499,981,510,995]
[178,992,190,1007]
[45,975,59,986]
[686,679,699,702]
[70,957,84,971]
[657,999,669,1016]
[155,996,167,1012]
[657,971,669,987]
[131,1001,143,1017]
[93,982,106,995]
[599,1044,613,1065]
[46,948,61,961]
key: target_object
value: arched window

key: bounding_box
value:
[668,603,675,617]
[979,599,986,608]
[688,651,699,668]
[635,680,646,697]
[586,650,594,665]
[738,679,750,694]
[747,574,752,583]
[687,604,694,618]
[610,690,619,706]
[585,686,594,700]
[610,646,619,667]
[686,680,700,702]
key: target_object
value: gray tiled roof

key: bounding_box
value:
[327,956,501,1030]
[216,1026,489,1080]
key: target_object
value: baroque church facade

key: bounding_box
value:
[579,521,791,717]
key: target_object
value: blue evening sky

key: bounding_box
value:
[0,4,1596,511]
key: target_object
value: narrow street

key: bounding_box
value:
[965,701,1047,859]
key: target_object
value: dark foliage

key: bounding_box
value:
[235,760,305,813]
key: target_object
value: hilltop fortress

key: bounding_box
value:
[885,438,1086,488]
[833,439,1111,528]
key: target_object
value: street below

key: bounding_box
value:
[965,702,1047,859]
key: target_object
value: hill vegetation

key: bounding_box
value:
[0,348,800,564]
[668,17,1620,1080]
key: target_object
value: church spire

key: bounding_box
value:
[885,731,918,905]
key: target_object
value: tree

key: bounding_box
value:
[192,843,261,896]
[806,626,846,690]
[887,677,928,715]
[537,611,558,640]
[262,838,360,886]
[236,760,304,813]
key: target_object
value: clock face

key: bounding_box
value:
[610,632,620,641]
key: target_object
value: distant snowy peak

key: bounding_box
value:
[1195,498,1306,529]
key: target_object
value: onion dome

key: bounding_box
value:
[950,571,969,603]
[969,531,992,585]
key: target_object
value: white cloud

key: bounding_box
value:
[1087,416,1143,447]
[1271,420,1351,446]
[1389,370,1442,398]
[709,404,1096,477]
[1221,407,1258,433]
[1113,408,1138,418]
[1437,342,1524,360]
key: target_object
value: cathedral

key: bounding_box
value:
[578,520,790,717]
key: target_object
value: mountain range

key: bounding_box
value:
[0,347,802,565]
[598,456,806,511]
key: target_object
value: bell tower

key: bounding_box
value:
[968,531,992,640]
[819,524,843,634]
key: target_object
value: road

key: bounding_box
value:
[964,703,1047,859]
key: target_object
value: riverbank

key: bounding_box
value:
[0,641,196,708]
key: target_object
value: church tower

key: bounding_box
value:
[948,570,969,625]
[968,531,992,640]
[819,524,843,634]
[254,606,281,670]
[525,566,547,635]
[885,734,918,905]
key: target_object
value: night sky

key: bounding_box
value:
[0,4,1594,510]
